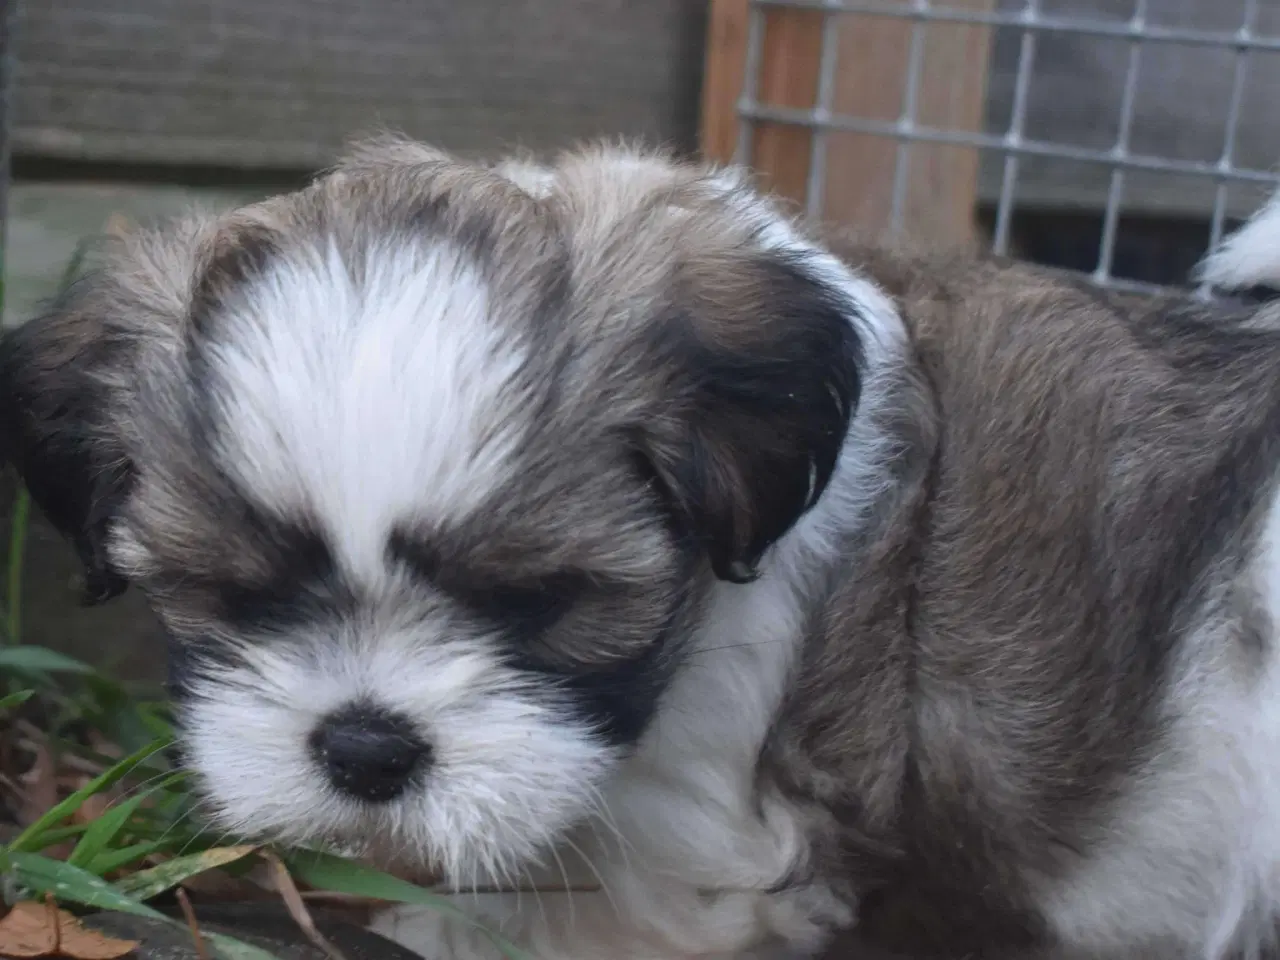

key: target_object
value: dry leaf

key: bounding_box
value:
[17,743,77,860]
[177,863,269,901]
[0,902,140,960]
[72,789,112,826]
[0,902,58,958]
[18,741,58,828]
[54,916,139,960]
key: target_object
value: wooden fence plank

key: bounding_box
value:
[700,0,996,241]
[699,0,750,165]
[823,2,996,244]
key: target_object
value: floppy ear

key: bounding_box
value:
[546,148,873,583]
[0,278,136,605]
[640,249,865,584]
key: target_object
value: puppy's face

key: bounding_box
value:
[0,139,865,881]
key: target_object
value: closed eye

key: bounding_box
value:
[386,528,583,632]
[460,576,583,632]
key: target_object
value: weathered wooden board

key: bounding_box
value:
[700,0,997,242]
[9,0,1280,217]
[12,0,708,170]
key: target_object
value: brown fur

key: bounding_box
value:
[772,246,1280,958]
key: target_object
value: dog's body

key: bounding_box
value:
[5,139,1280,960]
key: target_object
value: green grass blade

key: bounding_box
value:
[283,848,532,960]
[6,850,169,919]
[67,771,189,870]
[8,736,170,852]
[56,236,92,293]
[133,702,177,739]
[7,852,283,960]
[5,485,30,643]
[19,823,91,850]
[112,845,259,901]
[85,840,167,877]
[1,241,94,646]
[0,645,96,674]
[0,688,33,710]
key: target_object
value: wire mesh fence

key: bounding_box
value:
[729,0,1280,296]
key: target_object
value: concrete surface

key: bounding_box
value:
[5,180,266,324]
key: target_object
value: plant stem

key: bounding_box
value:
[0,0,17,646]
[7,485,29,643]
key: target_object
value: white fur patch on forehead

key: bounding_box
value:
[202,238,531,575]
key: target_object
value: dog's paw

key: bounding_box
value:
[369,898,517,960]
[367,894,825,960]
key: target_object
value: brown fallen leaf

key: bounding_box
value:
[0,901,58,958]
[18,740,58,828]
[46,895,62,958]
[71,787,112,826]
[176,863,270,901]
[0,901,140,960]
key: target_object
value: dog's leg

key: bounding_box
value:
[369,890,675,960]
[369,889,819,960]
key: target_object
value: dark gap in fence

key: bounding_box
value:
[976,205,1279,301]
[12,156,314,191]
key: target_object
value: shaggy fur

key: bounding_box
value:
[5,137,1280,960]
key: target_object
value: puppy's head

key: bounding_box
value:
[0,138,869,880]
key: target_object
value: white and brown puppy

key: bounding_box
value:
[4,137,1280,960]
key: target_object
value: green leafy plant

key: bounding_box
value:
[0,733,532,960]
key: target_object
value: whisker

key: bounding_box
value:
[564,834,618,920]
[500,851,523,922]
[547,841,576,931]
[686,637,789,657]
[523,861,550,932]
[584,785,633,873]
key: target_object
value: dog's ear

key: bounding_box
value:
[0,275,137,605]
[547,149,872,584]
[639,248,866,584]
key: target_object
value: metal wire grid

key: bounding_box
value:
[732,0,1280,296]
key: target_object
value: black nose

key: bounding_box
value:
[309,706,429,803]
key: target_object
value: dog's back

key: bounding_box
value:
[781,231,1280,958]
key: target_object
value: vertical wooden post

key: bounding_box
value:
[699,0,750,167]
[748,7,824,205]
[700,0,823,206]
[0,0,15,319]
[699,0,996,243]
[823,3,996,245]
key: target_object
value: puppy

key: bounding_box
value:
[5,136,1280,960]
